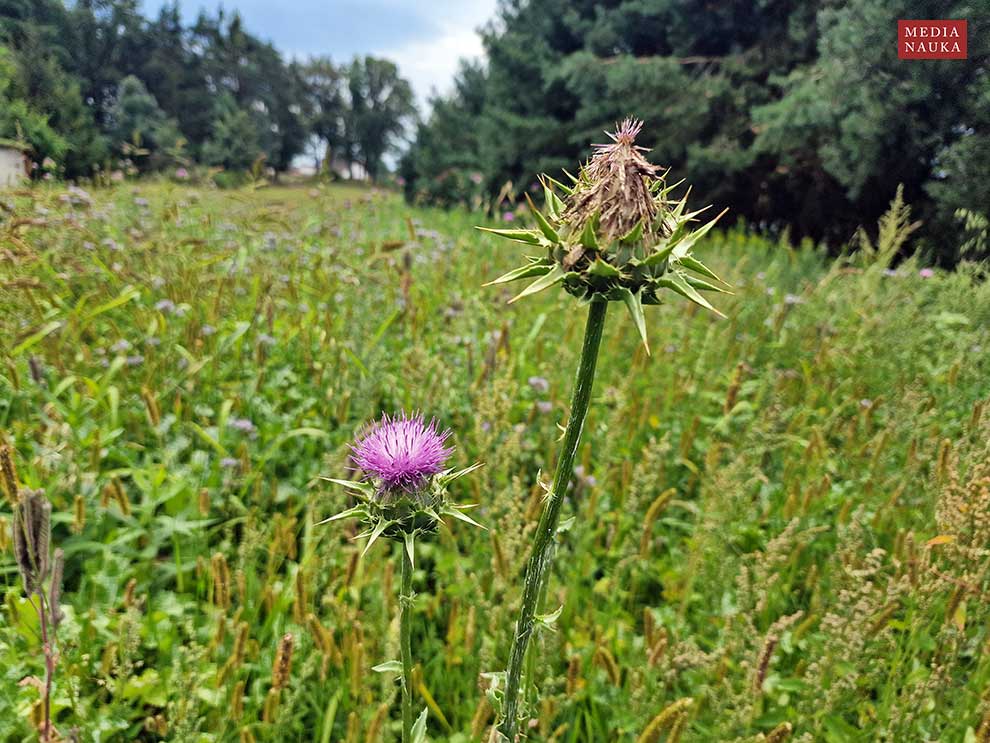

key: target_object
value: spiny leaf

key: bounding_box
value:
[443,505,486,530]
[508,264,566,304]
[525,194,559,243]
[483,262,553,287]
[588,258,621,278]
[362,518,392,556]
[372,660,403,673]
[316,505,366,525]
[676,254,725,284]
[619,219,644,244]
[620,287,650,355]
[475,226,543,245]
[579,214,600,249]
[684,275,733,294]
[671,208,728,260]
[661,272,726,318]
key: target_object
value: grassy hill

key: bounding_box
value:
[1,182,989,741]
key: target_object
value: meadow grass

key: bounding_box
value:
[0,181,989,742]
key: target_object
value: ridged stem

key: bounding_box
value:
[499,299,608,740]
[399,544,415,743]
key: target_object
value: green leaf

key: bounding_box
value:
[660,272,726,318]
[619,219,644,244]
[483,262,553,287]
[676,254,725,284]
[362,517,392,555]
[316,505,366,526]
[403,530,416,570]
[372,660,403,673]
[620,287,650,354]
[525,194,559,242]
[587,258,620,278]
[411,708,429,743]
[508,264,566,304]
[579,216,600,249]
[443,505,486,530]
[671,208,728,260]
[10,320,62,356]
[320,477,375,497]
[475,227,543,245]
[684,275,733,294]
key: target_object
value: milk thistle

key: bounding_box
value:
[480,119,729,739]
[321,412,482,743]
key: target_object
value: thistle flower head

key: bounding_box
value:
[321,411,483,555]
[351,412,453,494]
[479,118,731,354]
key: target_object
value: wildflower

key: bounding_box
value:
[220,457,240,469]
[528,376,550,394]
[350,413,454,495]
[201,324,216,336]
[111,339,132,353]
[155,299,176,313]
[536,401,553,414]
[321,412,482,743]
[502,211,515,222]
[919,268,934,278]
[229,418,257,436]
[126,355,144,366]
[175,167,189,180]
[258,333,276,346]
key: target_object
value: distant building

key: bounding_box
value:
[0,140,29,187]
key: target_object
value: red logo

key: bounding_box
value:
[898,20,967,59]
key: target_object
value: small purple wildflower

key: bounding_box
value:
[155,299,176,313]
[528,376,550,394]
[220,457,240,469]
[201,324,216,336]
[126,354,144,366]
[351,412,453,493]
[919,268,934,278]
[503,211,515,222]
[258,333,276,346]
[536,401,553,414]
[229,417,257,435]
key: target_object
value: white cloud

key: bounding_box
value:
[374,0,496,111]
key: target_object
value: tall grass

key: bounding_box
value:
[0,181,988,741]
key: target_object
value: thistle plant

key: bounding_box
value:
[480,119,729,739]
[321,413,483,742]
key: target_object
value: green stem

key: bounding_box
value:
[399,544,415,743]
[499,300,608,740]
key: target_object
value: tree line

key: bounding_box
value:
[0,0,416,182]
[401,0,988,260]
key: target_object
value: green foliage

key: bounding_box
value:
[405,0,989,260]
[0,183,988,741]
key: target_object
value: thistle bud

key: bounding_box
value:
[321,412,483,556]
[481,119,730,353]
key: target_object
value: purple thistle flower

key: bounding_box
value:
[351,412,454,493]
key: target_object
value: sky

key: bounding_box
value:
[141,0,499,110]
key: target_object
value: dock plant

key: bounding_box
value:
[320,412,482,742]
[480,119,730,739]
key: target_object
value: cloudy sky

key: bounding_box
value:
[141,0,499,109]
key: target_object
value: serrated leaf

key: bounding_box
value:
[483,262,553,287]
[620,287,650,354]
[475,226,543,245]
[372,660,403,673]
[536,605,564,630]
[660,272,726,318]
[619,219,644,244]
[525,194,559,242]
[508,264,566,304]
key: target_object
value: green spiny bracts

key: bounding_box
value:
[480,119,730,353]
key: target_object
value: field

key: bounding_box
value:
[1,181,989,742]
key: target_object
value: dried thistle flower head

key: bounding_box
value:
[320,411,484,560]
[13,489,52,592]
[480,118,730,353]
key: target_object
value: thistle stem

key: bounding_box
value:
[499,299,608,740]
[399,545,415,743]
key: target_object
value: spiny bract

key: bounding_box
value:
[479,118,731,353]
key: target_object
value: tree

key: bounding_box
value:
[108,75,181,170]
[301,56,347,172]
[201,93,261,172]
[346,56,416,181]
